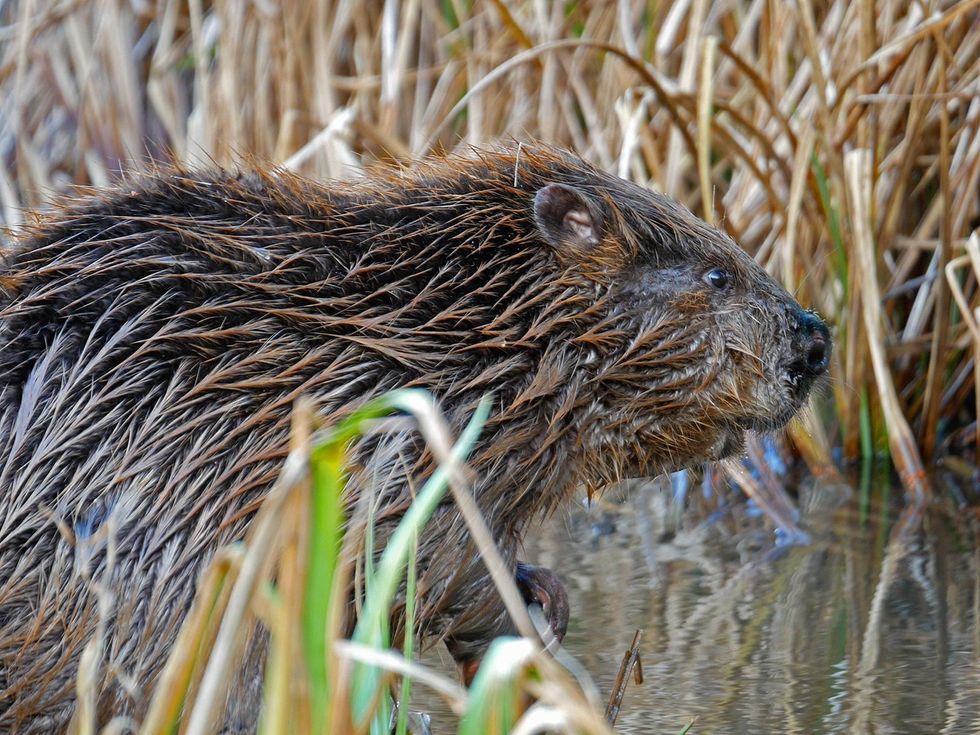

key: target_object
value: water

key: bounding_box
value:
[420,473,980,733]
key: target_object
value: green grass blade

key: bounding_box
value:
[394,529,418,735]
[458,637,536,735]
[349,393,492,727]
[305,442,347,731]
[811,152,848,290]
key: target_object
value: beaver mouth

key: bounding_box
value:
[730,388,806,437]
[730,356,826,436]
[784,359,822,403]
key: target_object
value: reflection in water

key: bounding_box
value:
[419,473,980,733]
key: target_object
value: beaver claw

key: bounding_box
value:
[515,561,569,644]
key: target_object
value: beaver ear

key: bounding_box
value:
[533,183,601,251]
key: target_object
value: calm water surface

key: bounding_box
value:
[423,474,980,733]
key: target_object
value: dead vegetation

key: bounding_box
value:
[1,0,978,489]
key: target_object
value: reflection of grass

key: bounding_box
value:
[107,390,613,734]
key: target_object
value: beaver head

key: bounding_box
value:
[514,151,831,486]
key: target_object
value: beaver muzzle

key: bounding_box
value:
[786,309,832,400]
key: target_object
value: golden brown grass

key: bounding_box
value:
[1,0,977,494]
[2,4,978,732]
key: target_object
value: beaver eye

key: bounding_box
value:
[704,268,731,290]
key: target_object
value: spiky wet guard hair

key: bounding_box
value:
[0,146,811,729]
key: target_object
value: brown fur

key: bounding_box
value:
[0,146,828,730]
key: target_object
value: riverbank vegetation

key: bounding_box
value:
[1,0,977,732]
[2,0,976,501]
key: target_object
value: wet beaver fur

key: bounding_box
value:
[0,146,830,729]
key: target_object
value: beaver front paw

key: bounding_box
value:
[453,562,570,687]
[515,561,569,644]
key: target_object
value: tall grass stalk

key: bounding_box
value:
[126,390,611,734]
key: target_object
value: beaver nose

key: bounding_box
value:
[797,310,832,375]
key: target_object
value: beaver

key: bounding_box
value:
[0,146,830,730]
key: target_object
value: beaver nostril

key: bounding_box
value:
[807,335,829,373]
[786,310,832,389]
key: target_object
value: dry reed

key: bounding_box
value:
[1,0,977,495]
